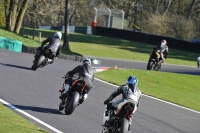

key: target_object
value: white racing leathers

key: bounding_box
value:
[103,84,142,126]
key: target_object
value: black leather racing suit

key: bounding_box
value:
[66,63,94,94]
[41,37,62,59]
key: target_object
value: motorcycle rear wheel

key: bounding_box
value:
[31,55,45,70]
[65,91,80,115]
[147,60,154,70]
[119,118,129,133]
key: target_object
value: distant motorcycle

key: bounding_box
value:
[197,57,200,68]
[147,50,163,71]
[59,75,86,115]
[31,47,53,70]
[102,99,138,133]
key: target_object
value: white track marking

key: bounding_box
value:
[0,98,63,133]
[95,78,200,114]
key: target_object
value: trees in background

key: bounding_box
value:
[2,0,29,33]
[0,1,6,26]
[0,0,199,41]
[102,0,200,41]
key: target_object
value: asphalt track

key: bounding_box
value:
[88,56,200,76]
[0,49,200,133]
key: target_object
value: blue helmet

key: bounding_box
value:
[127,76,138,92]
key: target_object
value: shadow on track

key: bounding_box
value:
[13,104,64,115]
[0,63,31,70]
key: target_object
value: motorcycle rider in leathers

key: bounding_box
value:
[152,39,169,66]
[104,76,142,125]
[60,57,94,104]
[35,32,62,64]
[197,57,200,68]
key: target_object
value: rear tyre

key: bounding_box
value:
[147,60,154,70]
[65,91,80,115]
[31,55,45,70]
[119,118,129,133]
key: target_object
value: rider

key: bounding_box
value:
[104,76,142,125]
[152,39,169,66]
[36,32,62,64]
[197,57,200,68]
[59,57,94,104]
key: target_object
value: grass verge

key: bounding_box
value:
[0,104,48,133]
[95,68,200,112]
[0,28,199,66]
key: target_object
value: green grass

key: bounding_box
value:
[0,104,48,133]
[95,68,200,112]
[0,27,200,132]
[1,27,198,66]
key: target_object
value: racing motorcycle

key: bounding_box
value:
[31,46,54,70]
[59,75,86,115]
[102,99,138,133]
[147,50,163,71]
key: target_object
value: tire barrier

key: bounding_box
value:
[0,36,22,52]
[22,45,83,62]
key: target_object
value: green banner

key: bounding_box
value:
[0,36,22,52]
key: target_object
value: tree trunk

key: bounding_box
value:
[4,0,10,29]
[162,0,172,18]
[10,0,18,31]
[186,0,196,20]
[14,0,29,33]
[63,0,70,51]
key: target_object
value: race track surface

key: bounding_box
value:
[0,49,200,133]
[89,56,200,76]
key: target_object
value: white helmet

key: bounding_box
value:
[54,32,62,39]
[82,57,91,65]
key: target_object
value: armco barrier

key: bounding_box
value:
[0,36,22,52]
[22,45,83,62]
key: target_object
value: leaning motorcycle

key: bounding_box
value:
[102,99,138,133]
[31,46,53,70]
[59,75,86,115]
[147,50,162,71]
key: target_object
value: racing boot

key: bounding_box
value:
[59,84,70,99]
[79,93,88,104]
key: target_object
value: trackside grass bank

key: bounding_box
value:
[0,27,199,66]
[95,68,200,112]
[0,104,48,133]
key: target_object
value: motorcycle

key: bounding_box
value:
[59,75,87,115]
[102,99,138,133]
[147,50,163,71]
[31,46,54,70]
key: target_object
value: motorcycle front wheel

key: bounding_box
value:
[65,91,80,115]
[119,118,129,133]
[31,55,45,70]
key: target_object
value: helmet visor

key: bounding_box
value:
[128,83,136,92]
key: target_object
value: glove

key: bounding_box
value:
[104,96,113,105]
[104,98,110,105]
